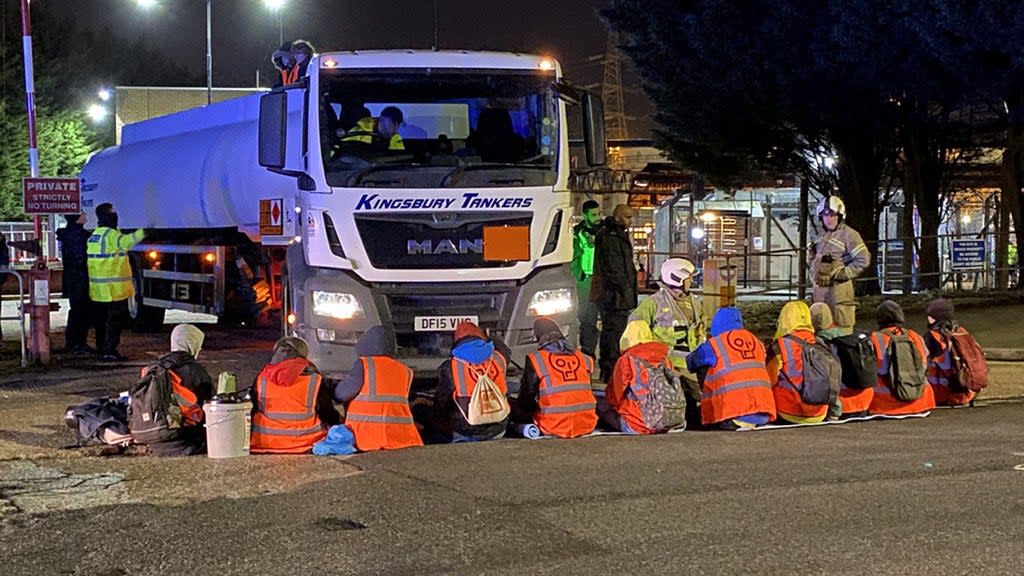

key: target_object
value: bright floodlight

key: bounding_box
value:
[97,89,112,101]
[264,0,286,10]
[87,104,108,123]
[135,0,159,8]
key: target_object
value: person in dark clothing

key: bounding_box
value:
[142,324,215,456]
[271,39,315,87]
[591,203,638,382]
[433,322,510,443]
[465,108,525,163]
[57,213,94,353]
[0,231,9,268]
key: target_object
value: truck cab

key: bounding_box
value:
[262,51,606,375]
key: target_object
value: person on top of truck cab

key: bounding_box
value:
[272,39,315,86]
[333,326,422,452]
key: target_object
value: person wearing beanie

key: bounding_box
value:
[512,318,597,438]
[332,326,422,452]
[685,307,775,430]
[250,336,340,453]
[131,324,215,456]
[868,300,935,416]
[591,203,638,382]
[433,321,510,443]
[766,301,831,424]
[56,212,94,354]
[923,298,977,406]
[87,202,146,362]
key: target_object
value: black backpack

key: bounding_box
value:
[830,330,879,389]
[887,333,927,401]
[128,358,186,445]
[784,335,841,406]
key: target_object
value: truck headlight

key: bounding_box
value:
[312,291,363,319]
[527,288,574,316]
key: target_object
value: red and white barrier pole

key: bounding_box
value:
[21,0,50,365]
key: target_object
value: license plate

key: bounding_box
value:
[413,315,479,332]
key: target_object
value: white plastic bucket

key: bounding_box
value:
[203,401,252,459]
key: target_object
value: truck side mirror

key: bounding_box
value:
[258,88,307,176]
[258,92,287,169]
[582,92,607,167]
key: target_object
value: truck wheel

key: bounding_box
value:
[129,264,165,333]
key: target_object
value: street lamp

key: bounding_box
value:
[132,0,212,104]
[87,104,109,124]
[264,0,286,46]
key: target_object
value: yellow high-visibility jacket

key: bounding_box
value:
[87,227,145,302]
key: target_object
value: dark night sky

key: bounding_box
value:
[59,0,652,134]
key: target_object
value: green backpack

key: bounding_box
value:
[887,333,926,401]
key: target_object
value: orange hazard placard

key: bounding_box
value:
[259,198,284,236]
[483,225,530,261]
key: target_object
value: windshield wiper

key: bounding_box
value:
[347,163,432,186]
[441,158,553,188]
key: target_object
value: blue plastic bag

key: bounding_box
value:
[312,424,356,456]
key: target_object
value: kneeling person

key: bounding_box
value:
[686,307,775,429]
[129,324,214,456]
[334,326,423,451]
[515,318,597,438]
[250,337,340,454]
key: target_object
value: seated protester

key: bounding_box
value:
[434,321,510,443]
[513,318,597,438]
[250,337,341,454]
[767,301,831,424]
[923,298,976,407]
[810,302,870,418]
[130,324,214,456]
[596,320,684,434]
[868,301,936,416]
[333,326,423,451]
[686,307,775,430]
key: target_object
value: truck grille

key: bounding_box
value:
[353,212,532,270]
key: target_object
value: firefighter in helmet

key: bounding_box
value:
[810,196,871,330]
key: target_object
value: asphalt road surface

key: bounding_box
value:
[2,402,1022,576]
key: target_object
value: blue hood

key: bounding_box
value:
[452,337,495,364]
[710,306,743,336]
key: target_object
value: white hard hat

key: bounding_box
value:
[661,258,697,287]
[816,195,846,218]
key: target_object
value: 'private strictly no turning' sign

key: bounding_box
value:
[22,177,81,215]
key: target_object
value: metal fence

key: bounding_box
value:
[1,221,54,264]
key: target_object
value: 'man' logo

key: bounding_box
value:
[407,239,483,255]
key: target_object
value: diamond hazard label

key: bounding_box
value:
[259,198,284,236]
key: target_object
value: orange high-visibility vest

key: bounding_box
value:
[345,357,423,451]
[869,329,936,415]
[701,330,776,426]
[251,365,327,454]
[280,66,299,85]
[452,352,508,400]
[526,350,597,438]
[926,329,975,407]
[138,364,203,426]
[771,333,829,419]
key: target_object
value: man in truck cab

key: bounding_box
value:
[339,106,406,151]
[87,203,145,362]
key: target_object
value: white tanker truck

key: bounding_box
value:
[80,50,607,375]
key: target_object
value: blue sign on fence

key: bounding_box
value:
[951,239,986,271]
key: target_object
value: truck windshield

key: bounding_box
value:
[319,69,559,188]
